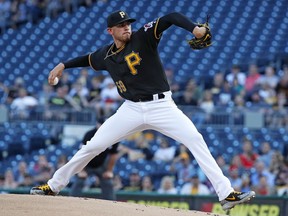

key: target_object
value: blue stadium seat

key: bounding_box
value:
[0,0,287,186]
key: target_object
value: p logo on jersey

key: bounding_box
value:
[125,51,142,75]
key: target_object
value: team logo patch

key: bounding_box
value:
[144,21,156,31]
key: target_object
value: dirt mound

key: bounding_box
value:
[0,194,228,216]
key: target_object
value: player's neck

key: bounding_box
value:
[104,42,125,59]
[111,43,125,53]
[114,40,125,49]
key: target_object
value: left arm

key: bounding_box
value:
[156,12,206,38]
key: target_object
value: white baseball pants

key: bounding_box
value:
[48,91,233,200]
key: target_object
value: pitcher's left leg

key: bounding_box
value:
[147,102,233,200]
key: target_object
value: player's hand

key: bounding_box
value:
[48,63,65,86]
[192,26,206,38]
[188,15,212,50]
[102,171,114,179]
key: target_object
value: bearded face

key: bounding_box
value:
[108,22,132,44]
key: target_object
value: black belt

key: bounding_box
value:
[131,93,165,102]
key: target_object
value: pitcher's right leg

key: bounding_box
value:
[31,101,144,195]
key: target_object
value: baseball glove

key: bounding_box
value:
[188,15,212,50]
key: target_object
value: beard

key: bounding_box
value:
[115,31,131,44]
[121,33,131,43]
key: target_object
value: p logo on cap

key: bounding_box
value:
[119,11,125,18]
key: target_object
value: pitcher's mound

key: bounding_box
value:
[0,194,228,216]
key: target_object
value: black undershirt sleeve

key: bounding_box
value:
[156,12,197,36]
[63,54,90,69]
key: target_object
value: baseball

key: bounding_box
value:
[52,77,59,85]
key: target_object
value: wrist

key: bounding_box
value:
[58,62,65,69]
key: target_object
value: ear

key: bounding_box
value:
[107,28,113,35]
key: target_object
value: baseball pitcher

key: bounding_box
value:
[30,10,255,210]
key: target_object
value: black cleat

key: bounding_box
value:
[221,191,256,210]
[30,183,57,196]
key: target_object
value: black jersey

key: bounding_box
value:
[89,18,170,101]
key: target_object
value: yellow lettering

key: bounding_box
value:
[169,202,179,209]
[269,205,280,216]
[259,205,269,216]
[137,200,146,205]
[179,202,190,210]
[126,200,188,210]
[212,203,226,214]
[146,201,157,206]
[160,201,170,208]
[129,200,280,216]
[249,204,259,216]
[212,203,281,216]
[235,204,251,216]
[125,51,142,75]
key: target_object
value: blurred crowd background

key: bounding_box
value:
[0,0,287,198]
[0,0,105,34]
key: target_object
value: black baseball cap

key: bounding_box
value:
[107,10,136,27]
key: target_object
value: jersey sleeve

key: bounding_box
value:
[138,18,162,47]
[143,18,162,40]
[139,12,197,45]
[89,47,107,71]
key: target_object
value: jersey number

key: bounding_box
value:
[115,80,127,93]
[124,51,142,75]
